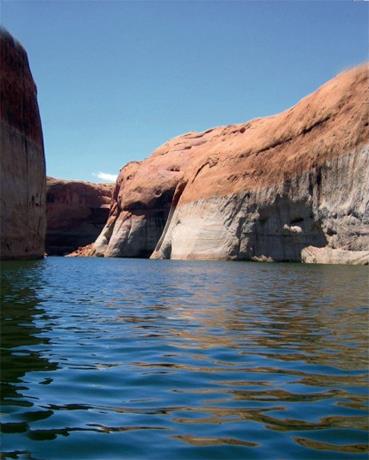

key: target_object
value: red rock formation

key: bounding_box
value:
[46,177,113,255]
[0,28,46,259]
[93,63,369,263]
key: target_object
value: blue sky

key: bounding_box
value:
[1,1,368,182]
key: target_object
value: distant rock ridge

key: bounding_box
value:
[0,28,46,259]
[88,63,369,264]
[46,177,113,255]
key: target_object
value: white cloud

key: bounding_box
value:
[92,171,118,183]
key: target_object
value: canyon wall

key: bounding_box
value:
[93,64,369,264]
[46,178,113,255]
[0,28,46,259]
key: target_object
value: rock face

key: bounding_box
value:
[301,246,369,265]
[46,178,113,255]
[0,28,46,259]
[93,64,369,263]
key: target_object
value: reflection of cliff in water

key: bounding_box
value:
[0,261,57,403]
[136,263,368,374]
[242,265,369,372]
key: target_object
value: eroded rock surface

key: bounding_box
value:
[301,246,369,265]
[46,178,113,255]
[0,28,46,260]
[93,64,369,263]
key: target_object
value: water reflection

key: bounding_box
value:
[1,260,57,451]
[0,258,368,459]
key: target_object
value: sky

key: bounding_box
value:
[1,0,368,183]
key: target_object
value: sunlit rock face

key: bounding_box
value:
[46,178,113,255]
[301,246,369,265]
[93,63,369,263]
[0,28,46,259]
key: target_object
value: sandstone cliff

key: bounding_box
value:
[0,28,46,259]
[46,178,113,255]
[93,64,369,263]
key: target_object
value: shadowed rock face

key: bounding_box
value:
[92,63,369,263]
[0,28,46,259]
[46,178,113,255]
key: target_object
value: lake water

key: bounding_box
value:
[1,257,368,459]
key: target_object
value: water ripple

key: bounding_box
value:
[1,258,368,459]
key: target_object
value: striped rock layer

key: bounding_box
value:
[93,64,369,264]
